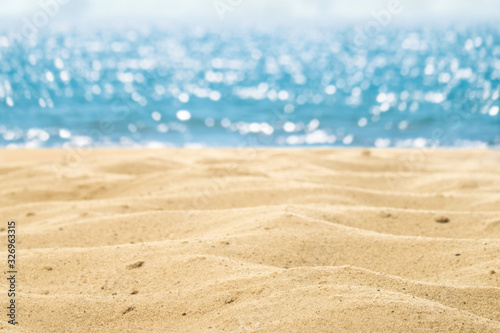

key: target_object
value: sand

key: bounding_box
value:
[0,148,499,332]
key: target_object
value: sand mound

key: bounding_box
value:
[1,148,499,332]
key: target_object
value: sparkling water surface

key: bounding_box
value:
[0,22,499,148]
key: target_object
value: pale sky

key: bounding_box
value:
[0,0,499,21]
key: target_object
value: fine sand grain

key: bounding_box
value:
[0,148,499,332]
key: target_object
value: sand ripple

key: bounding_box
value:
[0,149,499,332]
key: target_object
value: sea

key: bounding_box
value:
[0,22,499,148]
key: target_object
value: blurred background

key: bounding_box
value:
[0,0,499,147]
[3,0,500,20]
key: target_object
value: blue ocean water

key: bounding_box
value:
[0,23,499,148]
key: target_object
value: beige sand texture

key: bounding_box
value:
[1,148,500,332]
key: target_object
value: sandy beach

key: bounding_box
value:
[1,148,499,332]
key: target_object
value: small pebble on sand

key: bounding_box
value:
[127,261,145,269]
[122,307,135,315]
[434,216,449,223]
